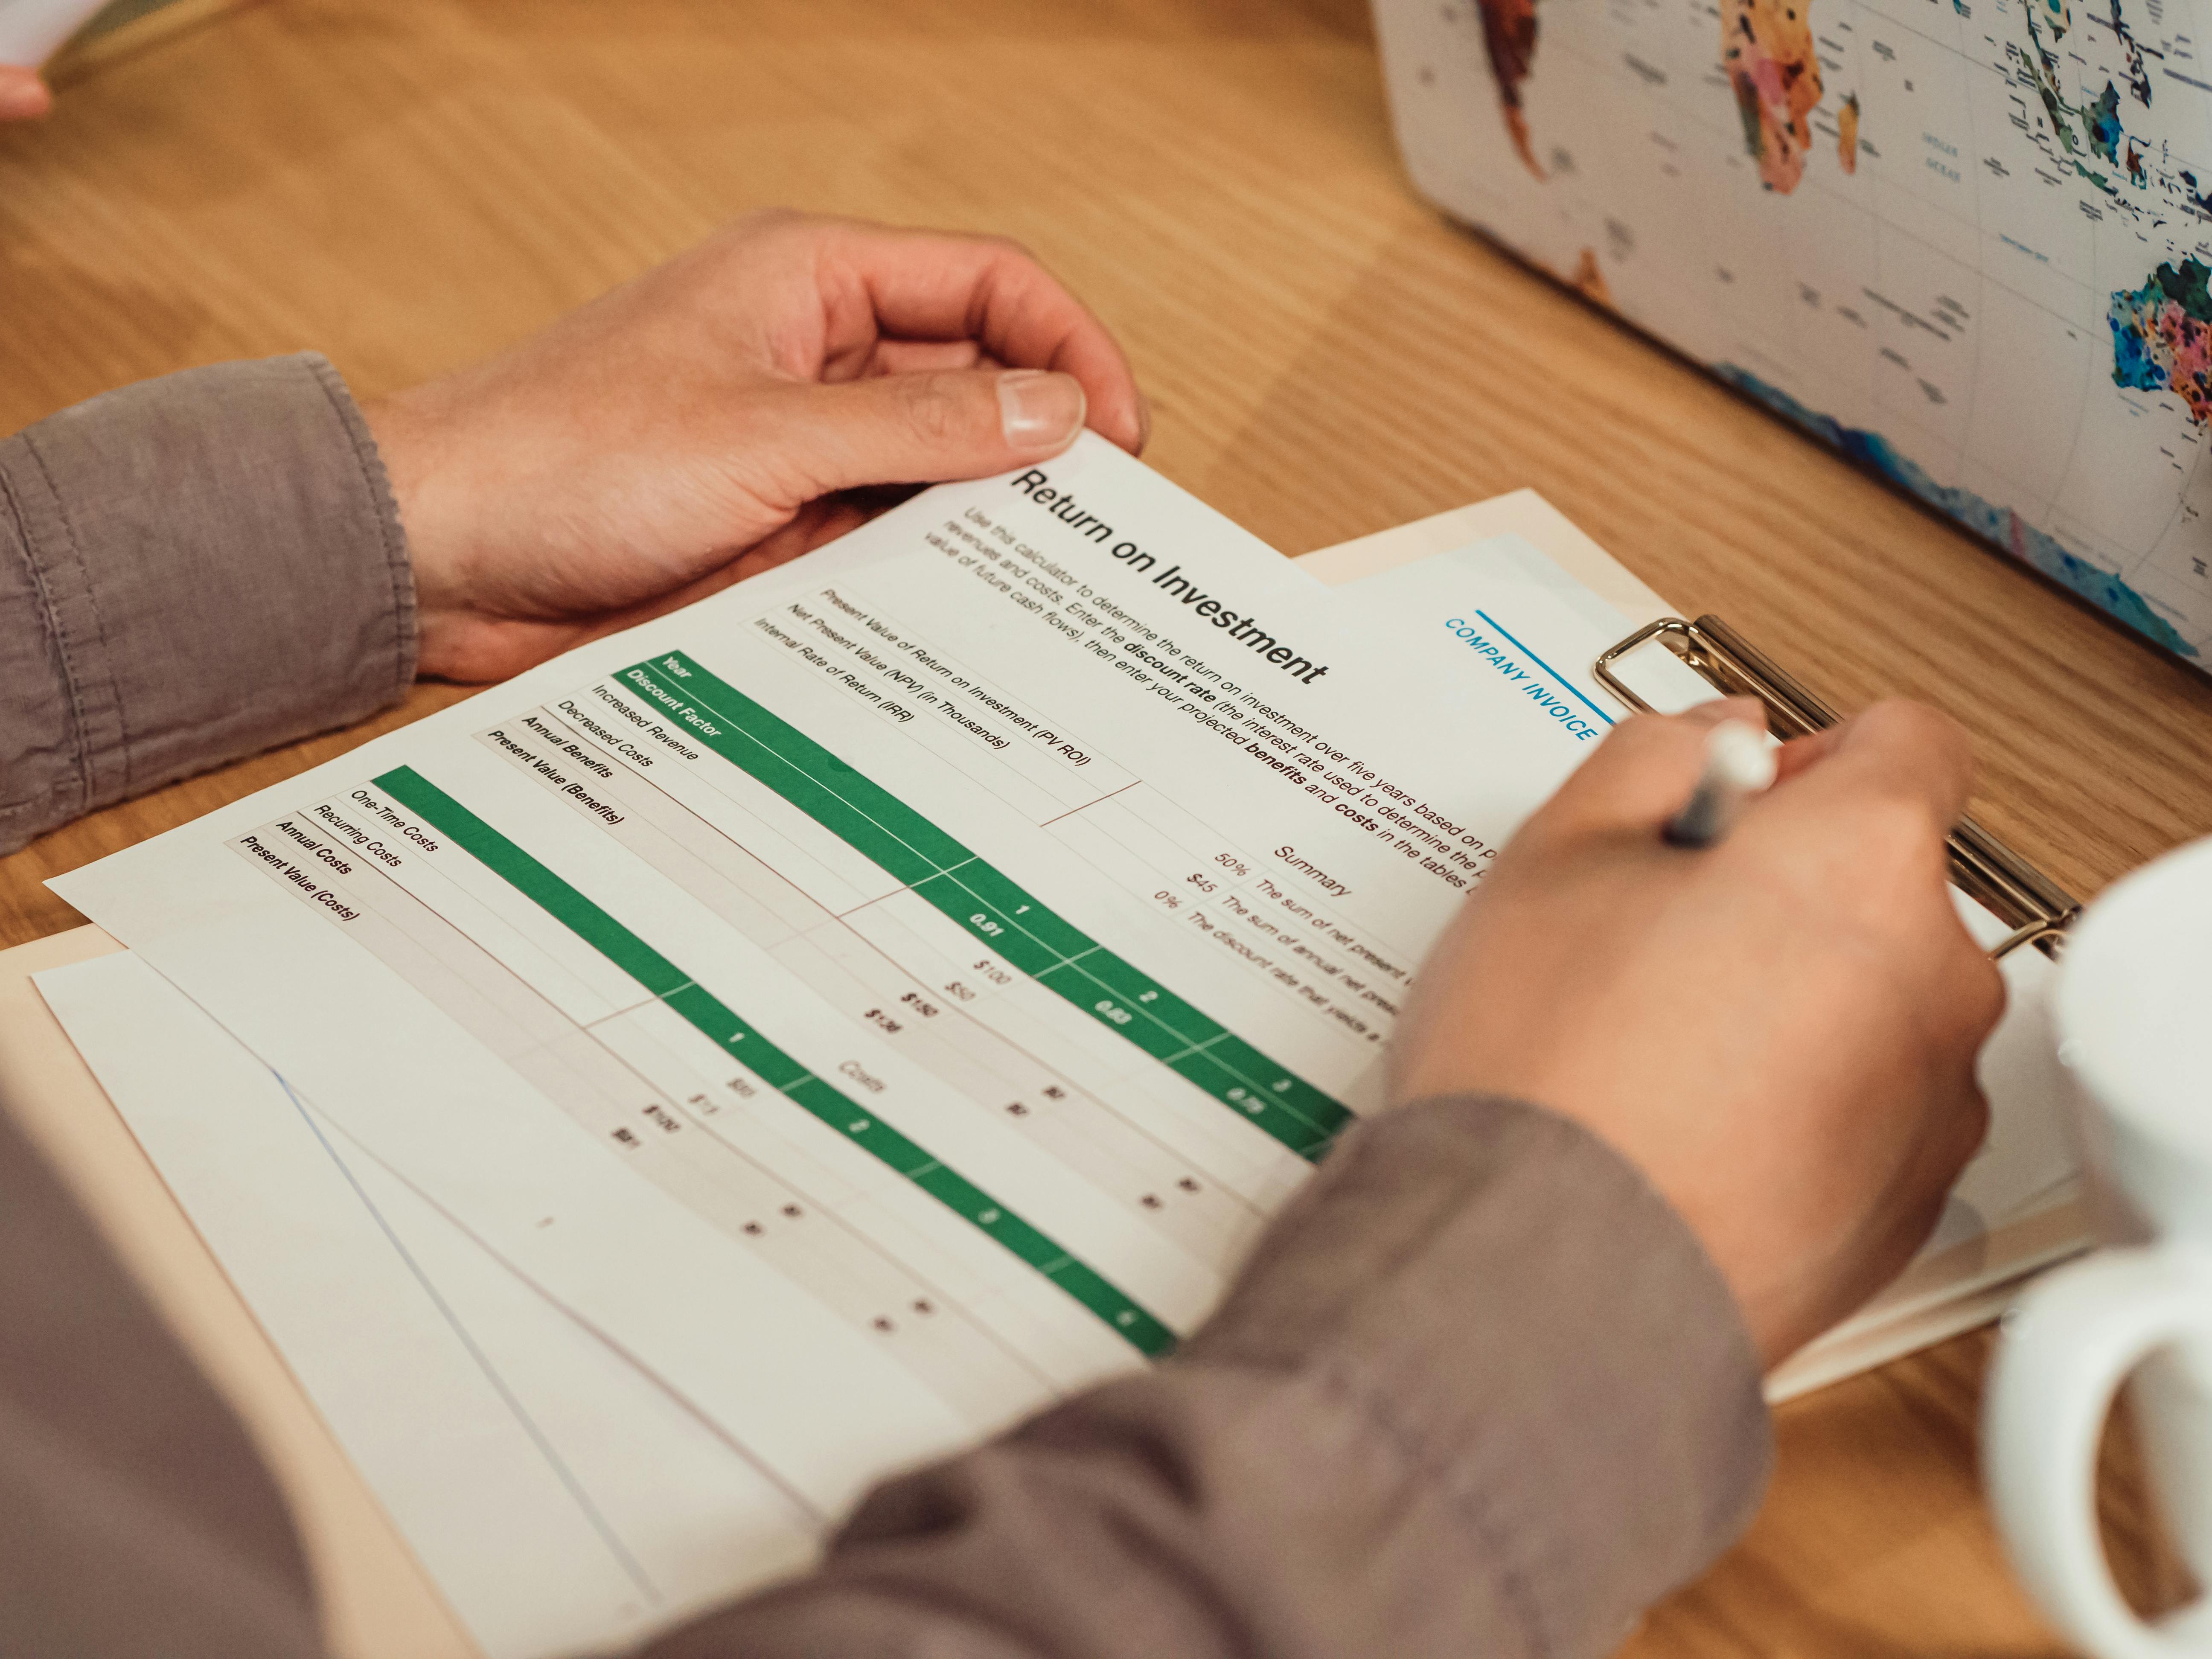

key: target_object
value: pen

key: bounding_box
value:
[1665,721,1777,848]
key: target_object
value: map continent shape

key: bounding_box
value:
[1722,0,1824,192]
[2110,259,2212,429]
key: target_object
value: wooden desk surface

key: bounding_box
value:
[3,0,2204,1651]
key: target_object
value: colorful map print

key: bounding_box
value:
[2110,261,2212,428]
[2015,0,2154,189]
[1396,0,2212,665]
[1475,0,1543,177]
[2088,80,2124,162]
[2022,7,2084,159]
[1722,369,2195,655]
[1722,0,1824,191]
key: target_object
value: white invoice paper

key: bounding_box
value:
[56,433,1639,1540]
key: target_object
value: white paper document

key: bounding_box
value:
[55,434,1642,1571]
[35,950,812,1659]
[44,449,2084,1649]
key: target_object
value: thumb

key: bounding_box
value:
[769,367,1088,497]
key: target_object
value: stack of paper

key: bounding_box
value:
[34,440,2082,1657]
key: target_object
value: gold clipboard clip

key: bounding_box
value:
[1594,616,2078,961]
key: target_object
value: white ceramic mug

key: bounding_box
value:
[1986,835,2212,1658]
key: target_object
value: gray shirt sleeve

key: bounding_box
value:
[0,352,414,856]
[647,1095,1773,1659]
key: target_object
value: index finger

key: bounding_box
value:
[814,218,1147,454]
[1767,699,1977,835]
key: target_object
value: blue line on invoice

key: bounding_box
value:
[1471,610,1616,727]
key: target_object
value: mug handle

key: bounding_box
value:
[1986,1247,2212,1659]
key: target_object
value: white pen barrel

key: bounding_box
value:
[1665,720,1776,849]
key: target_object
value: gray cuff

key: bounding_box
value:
[1186,1095,1774,1659]
[0,352,415,854]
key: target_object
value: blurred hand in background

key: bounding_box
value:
[0,65,50,118]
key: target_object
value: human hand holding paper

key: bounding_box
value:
[1391,696,2005,1366]
[367,210,1148,684]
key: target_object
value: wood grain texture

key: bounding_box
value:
[0,0,2201,1651]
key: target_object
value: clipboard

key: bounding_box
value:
[1596,615,2079,962]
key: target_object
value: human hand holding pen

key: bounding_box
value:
[1389,697,2004,1366]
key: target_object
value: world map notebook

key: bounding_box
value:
[1376,0,2212,671]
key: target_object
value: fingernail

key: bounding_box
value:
[1136,390,1154,452]
[998,370,1086,448]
